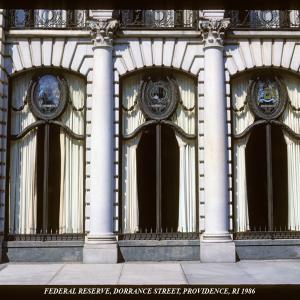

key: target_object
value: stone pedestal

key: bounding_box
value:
[83,237,118,264]
[200,240,236,263]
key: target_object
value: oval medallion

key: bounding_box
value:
[140,77,179,120]
[29,74,68,120]
[249,77,287,120]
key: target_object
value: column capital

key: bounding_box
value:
[88,18,119,48]
[199,18,230,48]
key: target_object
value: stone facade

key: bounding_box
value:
[1,9,300,263]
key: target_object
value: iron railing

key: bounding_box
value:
[6,9,88,30]
[233,230,300,240]
[118,229,200,240]
[121,230,300,240]
[115,10,198,30]
[226,10,300,30]
[7,232,85,241]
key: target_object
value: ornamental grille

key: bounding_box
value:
[226,10,300,29]
[115,10,198,30]
[6,9,88,29]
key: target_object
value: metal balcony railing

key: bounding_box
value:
[226,10,300,30]
[115,10,198,30]
[7,233,85,241]
[6,226,85,241]
[7,9,198,31]
[233,230,300,240]
[119,232,199,240]
[118,227,200,240]
[6,9,88,30]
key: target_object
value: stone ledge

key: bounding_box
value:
[228,30,300,39]
[7,30,91,38]
[118,240,200,261]
[118,240,200,247]
[3,242,83,262]
[235,239,300,246]
[235,239,300,260]
[4,240,84,248]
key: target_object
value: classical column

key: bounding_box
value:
[199,19,236,262]
[83,19,119,263]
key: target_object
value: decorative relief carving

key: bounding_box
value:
[88,18,119,47]
[199,18,230,48]
[249,76,287,120]
[139,76,180,120]
[28,73,68,120]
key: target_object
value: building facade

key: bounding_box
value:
[0,9,300,263]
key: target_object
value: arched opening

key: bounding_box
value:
[231,69,298,237]
[7,70,85,237]
[121,69,197,236]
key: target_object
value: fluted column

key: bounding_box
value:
[199,19,236,262]
[83,19,119,263]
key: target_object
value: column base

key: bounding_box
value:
[83,234,118,264]
[202,232,232,241]
[200,234,236,263]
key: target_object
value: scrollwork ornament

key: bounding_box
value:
[88,18,119,47]
[199,18,230,48]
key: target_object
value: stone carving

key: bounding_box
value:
[199,18,230,47]
[88,18,119,47]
